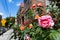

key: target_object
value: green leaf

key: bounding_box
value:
[35,27,41,34]
[57,29,60,33]
[49,31,60,40]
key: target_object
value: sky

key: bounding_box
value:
[0,0,23,18]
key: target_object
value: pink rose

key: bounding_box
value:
[38,15,54,28]
[37,3,43,7]
[24,34,30,40]
[32,4,36,9]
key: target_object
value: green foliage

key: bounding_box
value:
[5,17,15,27]
[48,31,60,40]
[27,10,35,19]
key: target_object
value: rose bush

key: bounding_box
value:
[11,1,60,40]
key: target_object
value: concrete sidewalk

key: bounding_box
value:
[0,29,13,40]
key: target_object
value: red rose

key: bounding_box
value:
[24,20,29,25]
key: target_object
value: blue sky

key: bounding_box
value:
[0,0,23,18]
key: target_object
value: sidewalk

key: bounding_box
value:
[0,29,13,40]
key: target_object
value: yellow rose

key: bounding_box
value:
[29,24,33,28]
